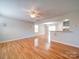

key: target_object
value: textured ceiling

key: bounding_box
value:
[0,0,79,22]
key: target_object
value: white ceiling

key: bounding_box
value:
[0,0,79,22]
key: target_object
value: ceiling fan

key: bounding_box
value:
[24,7,44,19]
[24,7,59,21]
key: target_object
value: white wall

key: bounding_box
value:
[51,11,79,48]
[0,16,35,42]
[38,24,46,35]
[36,11,79,48]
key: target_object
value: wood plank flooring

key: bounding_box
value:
[0,36,79,59]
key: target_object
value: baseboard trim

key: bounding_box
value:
[52,40,79,48]
[0,35,36,43]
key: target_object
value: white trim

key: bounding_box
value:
[52,40,79,48]
[0,35,36,43]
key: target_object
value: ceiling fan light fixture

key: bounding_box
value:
[25,7,43,18]
[30,13,37,18]
[29,8,40,18]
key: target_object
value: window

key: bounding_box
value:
[34,24,39,33]
[48,24,56,31]
[63,19,70,31]
[43,19,70,32]
[43,22,57,31]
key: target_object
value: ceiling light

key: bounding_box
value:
[64,19,70,21]
[24,7,42,18]
[30,13,37,18]
[28,8,38,18]
[30,10,38,18]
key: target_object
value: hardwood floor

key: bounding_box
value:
[0,36,79,59]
